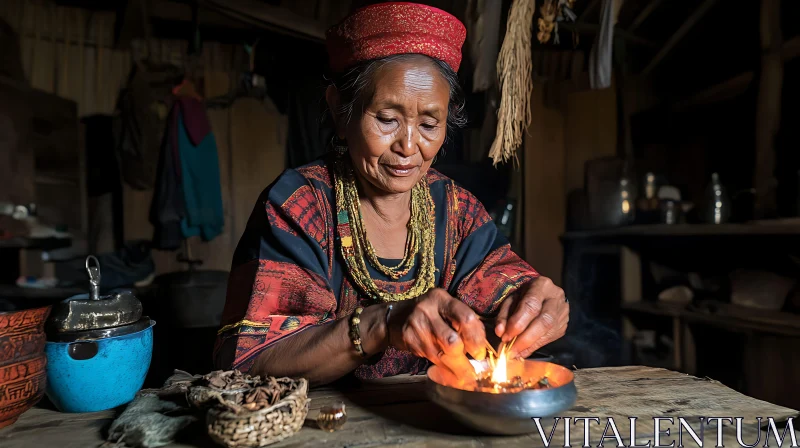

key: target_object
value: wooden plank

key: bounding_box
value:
[753,0,783,219]
[198,0,327,42]
[672,71,754,111]
[620,247,641,344]
[564,84,617,193]
[562,221,800,240]
[523,85,566,284]
[628,0,666,32]
[577,0,600,22]
[196,69,234,272]
[686,301,800,337]
[229,97,287,246]
[681,320,697,376]
[622,300,684,317]
[641,0,722,75]
[782,35,800,61]
[622,300,800,337]
[5,367,794,448]
[743,334,800,410]
[0,77,35,207]
[559,22,656,48]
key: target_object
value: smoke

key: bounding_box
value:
[548,298,624,368]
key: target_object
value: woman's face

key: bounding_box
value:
[334,57,450,195]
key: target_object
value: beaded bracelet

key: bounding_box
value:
[349,306,366,357]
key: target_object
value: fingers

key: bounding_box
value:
[402,318,440,362]
[508,295,561,359]
[439,352,475,379]
[440,297,486,361]
[516,320,568,359]
[429,313,464,356]
[502,285,545,342]
[432,363,462,387]
[397,288,489,378]
[494,297,514,339]
[412,315,474,379]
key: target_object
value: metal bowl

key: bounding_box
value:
[426,359,577,435]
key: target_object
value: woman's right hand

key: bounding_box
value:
[386,288,487,379]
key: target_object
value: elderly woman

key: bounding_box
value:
[214,2,568,386]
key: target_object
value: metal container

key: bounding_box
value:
[44,318,154,413]
[426,360,577,435]
[44,256,155,413]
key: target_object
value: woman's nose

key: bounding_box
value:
[394,124,418,157]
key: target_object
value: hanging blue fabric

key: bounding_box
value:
[176,113,224,241]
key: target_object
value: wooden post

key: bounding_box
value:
[681,321,697,375]
[754,0,783,218]
[672,316,682,371]
[620,246,641,348]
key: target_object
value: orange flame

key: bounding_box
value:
[490,346,508,384]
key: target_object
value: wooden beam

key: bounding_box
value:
[559,22,656,47]
[641,0,721,75]
[150,1,253,32]
[754,0,783,218]
[628,0,666,32]
[577,0,600,22]
[672,72,754,111]
[197,0,327,41]
[781,34,800,61]
[641,36,800,114]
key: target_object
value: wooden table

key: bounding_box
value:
[2,366,797,448]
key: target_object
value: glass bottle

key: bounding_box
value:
[644,172,657,200]
[704,173,731,224]
[617,177,636,225]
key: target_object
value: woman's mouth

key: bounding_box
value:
[383,164,418,176]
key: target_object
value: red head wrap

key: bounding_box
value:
[326,2,467,74]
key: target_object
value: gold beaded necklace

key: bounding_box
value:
[333,155,436,302]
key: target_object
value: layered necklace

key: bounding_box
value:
[333,155,436,302]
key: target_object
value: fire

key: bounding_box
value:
[468,339,556,393]
[490,346,508,384]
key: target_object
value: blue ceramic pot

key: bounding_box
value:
[44,318,155,413]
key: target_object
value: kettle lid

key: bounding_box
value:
[47,255,144,333]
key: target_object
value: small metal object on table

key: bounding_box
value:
[1,366,797,447]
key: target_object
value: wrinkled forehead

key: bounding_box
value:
[358,56,452,108]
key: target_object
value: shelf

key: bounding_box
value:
[0,284,85,300]
[0,237,72,250]
[622,300,685,317]
[562,220,800,241]
[35,174,80,187]
[622,300,800,337]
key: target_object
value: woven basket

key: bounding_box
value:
[206,378,309,447]
[188,386,251,410]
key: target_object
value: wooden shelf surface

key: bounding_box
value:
[0,236,72,250]
[562,220,800,241]
[622,300,800,337]
[0,284,85,300]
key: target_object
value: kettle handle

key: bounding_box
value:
[85,255,101,300]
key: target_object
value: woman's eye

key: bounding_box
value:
[421,123,438,130]
[377,116,395,124]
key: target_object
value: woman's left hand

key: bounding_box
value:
[493,276,569,359]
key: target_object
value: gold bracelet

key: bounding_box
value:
[349,306,366,357]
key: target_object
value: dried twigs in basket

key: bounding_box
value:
[206,377,309,448]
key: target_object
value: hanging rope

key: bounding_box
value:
[488,0,536,166]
